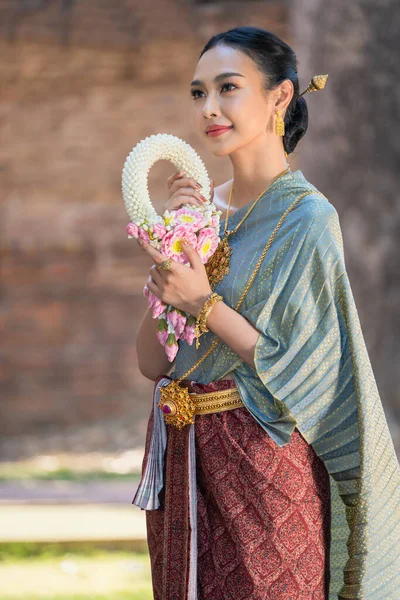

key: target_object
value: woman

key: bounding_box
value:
[133,27,400,599]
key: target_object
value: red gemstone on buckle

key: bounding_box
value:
[160,401,177,416]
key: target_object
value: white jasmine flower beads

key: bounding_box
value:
[122,133,212,227]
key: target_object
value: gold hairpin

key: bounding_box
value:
[299,74,329,97]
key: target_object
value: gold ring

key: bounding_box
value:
[157,259,173,271]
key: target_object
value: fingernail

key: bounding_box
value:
[195,181,203,188]
[200,194,207,202]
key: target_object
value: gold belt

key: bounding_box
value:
[192,387,244,415]
[158,382,244,429]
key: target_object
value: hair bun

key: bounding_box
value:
[284,96,308,155]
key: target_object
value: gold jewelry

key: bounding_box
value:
[299,74,328,97]
[205,166,290,289]
[160,386,244,428]
[158,381,196,429]
[191,387,244,416]
[158,189,325,428]
[275,110,285,136]
[194,292,223,349]
[157,258,173,271]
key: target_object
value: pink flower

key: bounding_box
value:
[157,329,169,346]
[153,222,167,240]
[148,292,156,307]
[167,309,187,338]
[149,293,166,318]
[211,214,220,229]
[156,318,169,346]
[173,208,207,232]
[161,228,197,263]
[183,323,196,345]
[165,333,179,362]
[138,228,150,244]
[195,227,219,264]
[126,222,139,238]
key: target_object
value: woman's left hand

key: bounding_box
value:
[137,237,212,318]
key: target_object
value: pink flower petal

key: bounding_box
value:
[126,222,139,237]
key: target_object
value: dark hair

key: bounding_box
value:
[199,26,308,155]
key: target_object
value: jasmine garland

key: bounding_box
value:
[122,133,222,360]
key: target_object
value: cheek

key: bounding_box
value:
[192,103,204,127]
[228,95,267,132]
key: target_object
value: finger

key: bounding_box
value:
[210,179,214,202]
[149,263,166,285]
[169,177,203,197]
[170,187,207,203]
[181,239,201,270]
[147,274,161,297]
[167,170,185,189]
[166,196,204,211]
[138,239,170,265]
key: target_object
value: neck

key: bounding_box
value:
[228,133,289,208]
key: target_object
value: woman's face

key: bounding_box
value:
[190,44,284,157]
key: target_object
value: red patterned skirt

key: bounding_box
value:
[142,378,331,600]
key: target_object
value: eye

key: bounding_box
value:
[190,82,237,100]
[190,89,204,100]
[221,82,237,93]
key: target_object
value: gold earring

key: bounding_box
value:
[275,110,285,136]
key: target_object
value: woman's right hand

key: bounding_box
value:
[163,170,209,212]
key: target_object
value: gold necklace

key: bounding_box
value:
[205,166,291,289]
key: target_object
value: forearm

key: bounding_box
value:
[136,308,175,381]
[204,300,260,369]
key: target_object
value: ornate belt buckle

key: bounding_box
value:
[158,380,196,430]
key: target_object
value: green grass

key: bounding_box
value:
[0,549,153,599]
[0,466,141,482]
[0,542,150,560]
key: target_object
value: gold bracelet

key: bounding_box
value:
[194,292,223,349]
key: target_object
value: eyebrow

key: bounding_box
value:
[190,72,245,87]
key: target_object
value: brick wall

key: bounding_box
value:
[0,0,290,451]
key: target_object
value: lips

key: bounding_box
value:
[206,125,233,137]
[206,125,232,133]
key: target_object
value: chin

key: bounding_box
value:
[211,147,232,157]
[206,138,241,157]
[210,140,248,158]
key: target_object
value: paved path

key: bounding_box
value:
[0,480,147,545]
[0,504,146,543]
[0,479,139,505]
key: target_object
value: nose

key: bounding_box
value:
[202,92,220,119]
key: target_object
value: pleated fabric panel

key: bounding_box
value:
[252,202,400,598]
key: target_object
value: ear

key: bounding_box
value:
[274,79,294,114]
